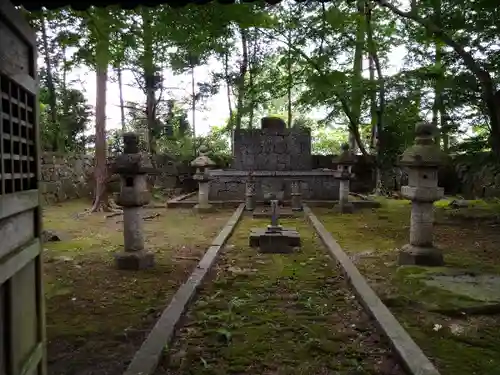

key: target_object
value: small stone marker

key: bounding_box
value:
[290,180,303,211]
[334,143,355,213]
[113,132,155,270]
[249,198,300,253]
[399,121,446,266]
[191,145,216,213]
[245,172,256,211]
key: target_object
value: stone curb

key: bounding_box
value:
[303,204,441,375]
[123,204,246,375]
[166,191,197,207]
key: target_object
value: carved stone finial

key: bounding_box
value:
[123,132,139,154]
[198,145,209,156]
[400,121,444,167]
[340,143,350,152]
[414,121,436,145]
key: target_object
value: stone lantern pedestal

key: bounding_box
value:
[113,133,155,270]
[191,145,216,213]
[399,122,446,266]
[334,144,355,213]
[245,172,256,211]
[290,180,303,211]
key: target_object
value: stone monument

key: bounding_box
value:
[334,143,355,213]
[114,132,155,270]
[399,121,445,266]
[191,145,216,213]
[249,198,301,254]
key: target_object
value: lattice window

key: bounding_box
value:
[0,73,37,195]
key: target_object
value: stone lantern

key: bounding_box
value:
[191,145,216,212]
[335,143,355,213]
[113,132,155,270]
[399,121,446,266]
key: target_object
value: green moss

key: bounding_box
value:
[42,201,233,341]
[161,218,396,374]
[316,199,500,375]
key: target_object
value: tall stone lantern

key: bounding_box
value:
[399,121,445,266]
[191,145,216,213]
[335,143,355,213]
[114,132,155,270]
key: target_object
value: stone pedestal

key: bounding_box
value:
[245,176,256,211]
[248,199,301,254]
[113,132,155,270]
[334,144,355,213]
[290,180,302,211]
[194,180,213,213]
[191,145,216,213]
[398,122,446,266]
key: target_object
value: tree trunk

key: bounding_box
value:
[41,12,59,151]
[367,4,385,195]
[90,11,111,213]
[287,28,293,128]
[235,26,249,130]
[349,0,366,154]
[142,7,156,155]
[191,65,196,139]
[248,30,257,129]
[117,64,126,132]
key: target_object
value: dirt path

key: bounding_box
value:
[156,217,406,375]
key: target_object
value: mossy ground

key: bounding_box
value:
[156,216,404,375]
[315,198,500,375]
[42,200,232,375]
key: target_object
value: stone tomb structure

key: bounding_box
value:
[249,199,301,254]
[208,117,338,202]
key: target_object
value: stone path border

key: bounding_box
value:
[166,191,197,207]
[303,204,441,375]
[123,204,246,375]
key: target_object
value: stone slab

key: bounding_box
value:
[424,273,500,302]
[303,204,441,375]
[114,250,155,270]
[123,204,245,375]
[249,228,301,248]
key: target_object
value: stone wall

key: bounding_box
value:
[40,153,94,203]
[39,152,198,204]
[232,128,312,171]
[208,170,340,200]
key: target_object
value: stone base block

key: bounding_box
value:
[398,244,444,266]
[193,204,215,213]
[114,250,155,270]
[249,228,301,254]
[333,202,354,214]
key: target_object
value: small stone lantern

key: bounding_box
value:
[191,145,216,213]
[335,143,355,213]
[245,172,256,211]
[113,132,155,270]
[399,121,446,266]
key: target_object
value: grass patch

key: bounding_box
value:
[315,198,500,375]
[157,217,403,375]
[43,200,233,375]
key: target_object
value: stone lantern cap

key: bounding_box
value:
[336,143,356,165]
[114,132,155,175]
[400,122,446,168]
[191,145,216,169]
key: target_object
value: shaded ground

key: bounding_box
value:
[43,200,232,375]
[315,198,500,375]
[156,217,405,375]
